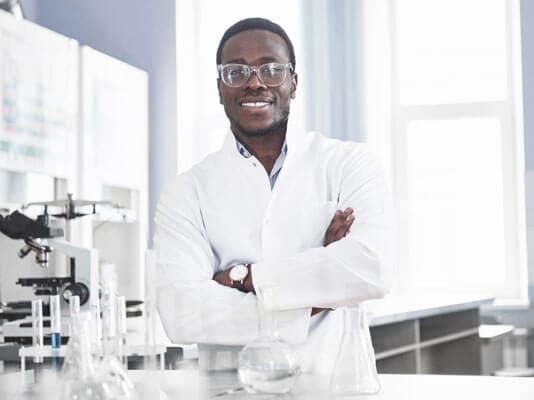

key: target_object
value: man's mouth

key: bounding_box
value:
[239,98,274,108]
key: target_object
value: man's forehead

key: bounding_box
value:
[221,29,290,63]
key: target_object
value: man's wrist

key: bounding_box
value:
[243,264,254,293]
[229,263,254,293]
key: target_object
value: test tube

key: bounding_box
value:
[90,301,103,357]
[69,295,80,315]
[31,299,44,363]
[31,299,44,383]
[50,294,61,349]
[144,249,157,369]
[117,295,127,367]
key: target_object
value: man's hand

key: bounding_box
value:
[324,207,354,246]
[312,208,355,316]
[213,269,232,287]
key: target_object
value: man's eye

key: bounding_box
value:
[229,68,246,77]
[261,64,283,76]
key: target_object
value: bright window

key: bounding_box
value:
[365,0,528,303]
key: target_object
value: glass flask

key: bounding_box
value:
[98,281,135,400]
[330,306,380,395]
[238,286,300,394]
[61,311,112,399]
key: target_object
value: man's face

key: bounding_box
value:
[218,29,297,138]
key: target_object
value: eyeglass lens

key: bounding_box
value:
[220,63,290,87]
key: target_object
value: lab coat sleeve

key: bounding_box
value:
[252,145,393,311]
[154,173,311,345]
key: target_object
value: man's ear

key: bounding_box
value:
[290,73,298,99]
[217,78,223,104]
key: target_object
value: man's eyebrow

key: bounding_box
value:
[222,56,282,65]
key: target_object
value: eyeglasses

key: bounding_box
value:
[217,62,293,88]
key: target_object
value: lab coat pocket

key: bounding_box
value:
[296,200,337,248]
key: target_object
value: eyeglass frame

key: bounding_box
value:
[217,62,294,88]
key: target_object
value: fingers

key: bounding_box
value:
[324,208,355,246]
[336,208,354,238]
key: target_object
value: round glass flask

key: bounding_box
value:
[238,286,300,394]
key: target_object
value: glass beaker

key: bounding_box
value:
[238,286,300,394]
[330,306,380,395]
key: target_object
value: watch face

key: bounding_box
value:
[230,264,248,281]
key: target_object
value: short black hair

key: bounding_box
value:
[216,17,296,71]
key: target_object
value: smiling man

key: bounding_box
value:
[154,17,392,373]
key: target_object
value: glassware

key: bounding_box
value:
[31,299,44,362]
[330,306,380,395]
[143,249,159,369]
[238,286,300,394]
[31,299,44,384]
[98,281,135,399]
[50,294,61,349]
[69,295,80,315]
[117,295,128,368]
[61,311,111,399]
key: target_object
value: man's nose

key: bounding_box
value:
[245,69,267,90]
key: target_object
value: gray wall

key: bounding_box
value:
[521,0,534,289]
[522,0,534,171]
[302,0,365,141]
[20,0,177,245]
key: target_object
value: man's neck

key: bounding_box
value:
[233,130,286,175]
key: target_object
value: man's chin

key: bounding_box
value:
[233,118,288,138]
[240,126,278,137]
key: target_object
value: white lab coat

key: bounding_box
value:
[154,129,391,373]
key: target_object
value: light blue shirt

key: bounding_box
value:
[235,139,288,189]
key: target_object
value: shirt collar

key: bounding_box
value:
[234,138,288,159]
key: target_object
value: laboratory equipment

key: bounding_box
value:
[98,281,135,399]
[143,249,158,369]
[117,295,127,367]
[31,299,44,383]
[0,197,104,344]
[50,294,61,349]
[31,299,44,362]
[330,306,380,395]
[61,311,112,400]
[69,295,80,314]
[238,286,300,394]
[50,294,61,371]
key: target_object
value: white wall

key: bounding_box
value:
[20,0,177,245]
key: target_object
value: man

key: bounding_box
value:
[154,17,391,373]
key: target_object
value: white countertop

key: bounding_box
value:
[2,369,534,399]
[365,294,493,326]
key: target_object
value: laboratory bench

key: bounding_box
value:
[365,294,493,374]
[0,294,494,375]
[1,369,533,399]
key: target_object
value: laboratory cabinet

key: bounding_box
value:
[367,295,491,374]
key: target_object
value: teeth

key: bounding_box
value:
[241,102,270,107]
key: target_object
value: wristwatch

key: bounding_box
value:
[229,263,250,290]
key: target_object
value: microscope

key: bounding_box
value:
[0,195,113,344]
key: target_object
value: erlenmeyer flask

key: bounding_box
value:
[238,286,300,394]
[61,312,111,400]
[330,306,380,395]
